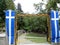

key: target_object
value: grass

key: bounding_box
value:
[27,37,47,43]
[26,33,47,43]
[26,33,46,37]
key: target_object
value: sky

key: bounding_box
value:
[14,0,48,14]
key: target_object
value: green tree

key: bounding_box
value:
[17,16,24,30]
[18,16,47,34]
[34,0,47,14]
[46,0,60,13]
[16,3,23,14]
[0,0,6,23]
[34,3,47,14]
[0,0,15,23]
[17,3,23,12]
[5,0,15,10]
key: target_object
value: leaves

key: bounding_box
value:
[17,15,47,33]
[0,0,6,23]
[46,0,60,13]
[5,0,15,10]
[0,0,15,23]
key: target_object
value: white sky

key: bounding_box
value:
[14,0,48,14]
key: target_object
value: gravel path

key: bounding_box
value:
[17,33,51,45]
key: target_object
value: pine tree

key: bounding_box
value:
[17,3,23,12]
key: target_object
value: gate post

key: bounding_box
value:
[15,14,18,45]
[5,10,16,45]
[47,14,51,42]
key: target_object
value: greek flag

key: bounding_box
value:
[5,10,15,45]
[50,10,59,43]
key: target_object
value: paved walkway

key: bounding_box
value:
[0,33,9,45]
[17,33,50,45]
[17,33,35,44]
[19,43,50,45]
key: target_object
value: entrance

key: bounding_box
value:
[15,14,51,45]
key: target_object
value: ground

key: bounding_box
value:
[17,33,51,45]
[0,32,50,45]
[0,33,8,45]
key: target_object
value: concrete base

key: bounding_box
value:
[5,37,9,45]
[0,33,8,45]
[51,43,60,45]
[0,33,15,45]
[0,37,6,45]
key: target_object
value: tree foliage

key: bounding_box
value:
[34,2,47,14]
[16,3,23,14]
[17,3,23,12]
[0,0,6,23]
[5,0,15,10]
[46,0,60,13]
[0,0,15,23]
[17,15,47,34]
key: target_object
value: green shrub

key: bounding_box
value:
[17,15,47,34]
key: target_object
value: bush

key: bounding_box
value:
[17,15,47,34]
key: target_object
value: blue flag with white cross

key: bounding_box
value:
[50,10,59,43]
[5,10,15,45]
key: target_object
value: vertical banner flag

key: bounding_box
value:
[59,15,60,39]
[5,10,15,45]
[50,10,59,43]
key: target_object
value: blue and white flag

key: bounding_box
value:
[5,10,15,45]
[50,10,59,43]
